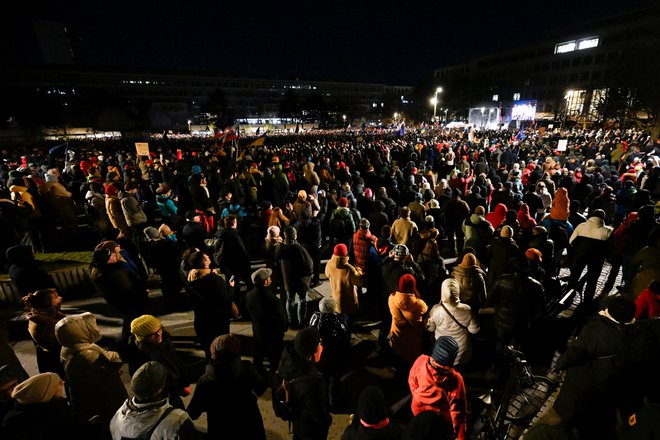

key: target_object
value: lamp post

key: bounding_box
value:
[430,87,443,122]
[563,90,573,130]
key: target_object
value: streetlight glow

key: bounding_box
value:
[430,97,438,106]
[436,87,443,94]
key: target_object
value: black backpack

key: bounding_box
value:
[548,221,570,251]
[271,370,323,421]
[330,211,351,239]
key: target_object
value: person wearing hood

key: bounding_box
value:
[125,315,191,410]
[187,334,268,439]
[485,203,508,230]
[6,245,53,297]
[408,336,467,440]
[462,206,494,263]
[426,279,480,366]
[568,209,613,306]
[3,372,96,439]
[110,361,197,440]
[187,250,236,354]
[450,253,488,311]
[86,180,114,238]
[39,171,78,236]
[326,243,362,327]
[303,162,321,196]
[277,327,332,440]
[517,203,537,245]
[21,289,65,377]
[388,274,428,365]
[341,385,406,440]
[155,183,179,227]
[55,312,127,425]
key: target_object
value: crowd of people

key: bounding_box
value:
[1,125,660,439]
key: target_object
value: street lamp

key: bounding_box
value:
[342,114,347,126]
[563,90,573,129]
[431,87,443,122]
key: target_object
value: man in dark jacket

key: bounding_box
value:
[278,327,332,440]
[246,268,289,376]
[275,226,314,328]
[292,206,325,287]
[6,245,53,297]
[217,214,253,312]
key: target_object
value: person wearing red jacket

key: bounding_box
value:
[408,336,467,440]
[635,280,660,319]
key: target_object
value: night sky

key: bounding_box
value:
[2,0,658,85]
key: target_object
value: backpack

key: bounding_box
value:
[548,221,570,251]
[120,406,175,440]
[271,370,323,421]
[330,210,353,239]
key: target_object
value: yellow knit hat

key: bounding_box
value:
[130,315,162,341]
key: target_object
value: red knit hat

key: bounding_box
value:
[104,184,119,196]
[338,197,349,207]
[398,274,416,294]
[333,244,348,257]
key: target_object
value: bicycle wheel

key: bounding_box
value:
[505,375,557,424]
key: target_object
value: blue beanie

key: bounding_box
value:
[432,336,459,367]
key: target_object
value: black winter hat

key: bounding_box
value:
[357,386,388,425]
[294,327,320,358]
[405,411,453,440]
[606,296,636,324]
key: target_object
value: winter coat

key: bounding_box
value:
[187,359,267,439]
[125,331,190,405]
[462,214,494,262]
[26,305,66,376]
[486,237,520,288]
[408,355,467,440]
[217,227,251,279]
[388,291,428,364]
[569,216,613,244]
[325,254,360,314]
[246,284,288,344]
[451,264,487,310]
[110,397,196,440]
[275,240,314,292]
[55,313,127,424]
[105,195,130,237]
[278,344,332,438]
[550,188,570,221]
[491,273,545,345]
[90,262,148,318]
[553,314,649,423]
[426,282,479,365]
[391,217,418,246]
[635,287,660,319]
[309,311,351,376]
[187,269,234,349]
[353,228,378,273]
[120,193,148,227]
[2,398,96,440]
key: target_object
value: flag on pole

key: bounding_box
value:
[255,127,260,135]
[249,132,268,147]
[48,142,68,156]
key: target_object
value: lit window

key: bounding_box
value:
[578,37,599,50]
[513,92,521,101]
[492,94,499,101]
[555,42,576,54]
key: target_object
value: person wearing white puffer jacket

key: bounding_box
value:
[426,278,480,366]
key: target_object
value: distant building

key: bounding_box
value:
[434,7,660,126]
[0,64,413,131]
